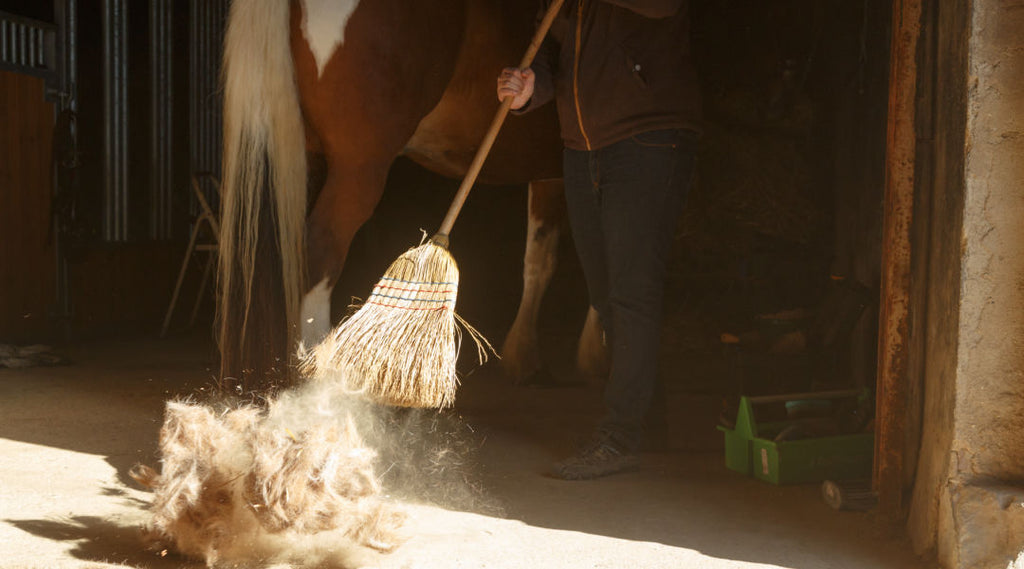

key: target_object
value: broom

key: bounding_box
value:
[301,0,566,409]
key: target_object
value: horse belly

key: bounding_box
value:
[403,0,562,185]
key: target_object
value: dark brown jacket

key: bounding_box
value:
[520,0,702,151]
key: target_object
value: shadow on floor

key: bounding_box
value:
[452,367,922,569]
[7,516,197,569]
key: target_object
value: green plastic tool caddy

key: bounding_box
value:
[718,390,874,485]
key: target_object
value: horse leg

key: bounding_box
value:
[502,179,564,383]
[304,159,389,331]
[298,151,333,348]
[299,277,333,347]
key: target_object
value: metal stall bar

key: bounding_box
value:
[0,10,58,86]
[52,0,79,337]
[54,0,76,103]
[150,0,173,240]
[189,0,228,211]
[102,0,128,242]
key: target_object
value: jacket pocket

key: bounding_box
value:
[630,129,682,148]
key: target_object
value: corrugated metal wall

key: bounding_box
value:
[189,0,228,213]
[0,11,56,83]
[1,0,232,338]
[150,0,174,240]
[101,0,128,242]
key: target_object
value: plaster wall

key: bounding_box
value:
[908,1,1024,567]
[956,0,1024,483]
[945,1,1024,566]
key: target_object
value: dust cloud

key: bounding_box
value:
[132,372,500,568]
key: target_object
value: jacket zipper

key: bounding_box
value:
[572,0,592,150]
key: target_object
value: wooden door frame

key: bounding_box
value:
[874,0,923,518]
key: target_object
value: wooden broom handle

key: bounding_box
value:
[432,0,565,246]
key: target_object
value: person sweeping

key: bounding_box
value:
[497,0,702,480]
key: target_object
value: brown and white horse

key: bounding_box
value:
[217,0,604,390]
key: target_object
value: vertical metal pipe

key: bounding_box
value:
[195,0,204,194]
[166,0,173,238]
[208,0,214,176]
[216,0,226,185]
[103,0,128,241]
[189,0,198,218]
[68,0,76,100]
[37,27,45,68]
[202,0,211,182]
[199,0,205,184]
[20,21,28,66]
[119,2,128,240]
[20,23,26,66]
[54,0,78,102]
[150,0,173,240]
[34,27,41,67]
[188,0,227,213]
[103,1,113,240]
[53,0,79,338]
[16,21,24,66]
[149,0,158,238]
[163,0,173,235]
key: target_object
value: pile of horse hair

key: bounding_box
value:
[131,382,408,568]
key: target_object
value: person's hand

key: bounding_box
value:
[497,67,535,110]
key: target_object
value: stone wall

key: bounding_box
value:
[908,1,1024,567]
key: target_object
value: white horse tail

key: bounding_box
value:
[218,0,307,387]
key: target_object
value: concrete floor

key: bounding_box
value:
[0,333,935,569]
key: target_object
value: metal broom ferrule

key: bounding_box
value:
[429,233,450,249]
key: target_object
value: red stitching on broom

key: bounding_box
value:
[380,276,457,286]
[365,300,452,311]
[374,284,456,295]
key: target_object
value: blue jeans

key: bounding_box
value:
[563,129,698,450]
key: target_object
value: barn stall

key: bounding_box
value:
[0,1,1022,568]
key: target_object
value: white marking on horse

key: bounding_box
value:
[301,277,333,346]
[301,0,360,77]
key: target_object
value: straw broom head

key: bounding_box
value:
[300,238,491,408]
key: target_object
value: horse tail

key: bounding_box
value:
[218,0,306,388]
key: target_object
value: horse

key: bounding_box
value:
[217,0,605,391]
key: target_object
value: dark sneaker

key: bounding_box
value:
[551,438,639,480]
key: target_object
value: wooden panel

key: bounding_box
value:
[0,69,56,342]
